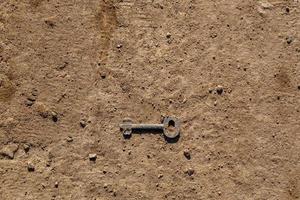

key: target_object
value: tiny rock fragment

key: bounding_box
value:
[216,85,224,95]
[80,119,87,128]
[27,96,37,102]
[257,7,266,16]
[23,144,30,152]
[46,159,51,167]
[0,143,19,159]
[25,99,34,107]
[27,162,35,172]
[66,136,73,142]
[89,153,97,161]
[214,101,217,106]
[51,111,58,122]
[166,32,171,38]
[31,88,38,96]
[286,36,294,44]
[57,62,68,70]
[183,149,191,160]
[185,168,194,176]
[116,44,123,49]
[158,174,163,179]
[54,181,59,188]
[44,17,55,28]
[100,72,106,79]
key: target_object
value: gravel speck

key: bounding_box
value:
[27,162,35,172]
[89,153,97,161]
[185,168,194,176]
[216,85,224,95]
[183,149,191,160]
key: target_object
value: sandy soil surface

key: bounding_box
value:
[0,0,300,199]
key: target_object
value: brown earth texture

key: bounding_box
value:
[0,0,300,199]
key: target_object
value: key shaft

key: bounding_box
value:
[124,123,164,130]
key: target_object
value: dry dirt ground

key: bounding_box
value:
[0,0,300,199]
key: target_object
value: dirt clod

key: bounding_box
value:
[0,144,19,159]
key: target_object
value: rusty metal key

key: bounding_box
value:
[119,117,180,139]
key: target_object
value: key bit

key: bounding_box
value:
[119,117,180,139]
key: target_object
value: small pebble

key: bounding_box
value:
[25,99,34,107]
[27,96,37,102]
[286,36,294,44]
[166,32,171,38]
[66,136,73,142]
[51,111,58,122]
[286,7,290,13]
[23,144,30,152]
[297,85,300,90]
[116,44,122,49]
[216,85,224,95]
[214,101,217,106]
[89,153,97,161]
[54,182,59,188]
[183,149,191,160]
[31,89,38,96]
[100,73,106,79]
[158,174,163,179]
[185,168,194,176]
[80,119,87,128]
[27,162,35,172]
